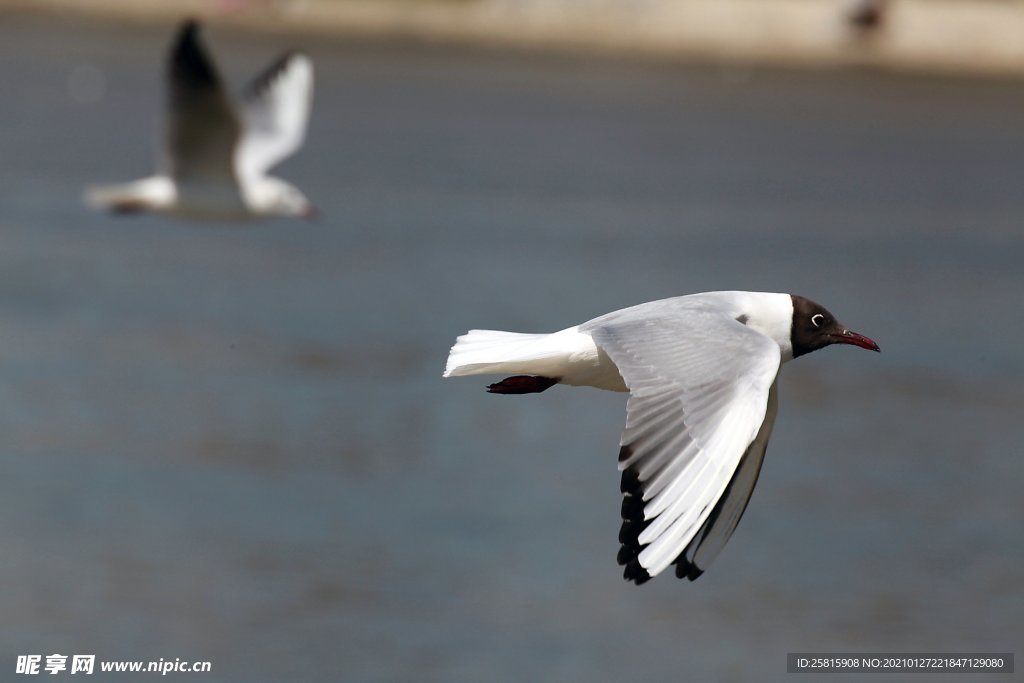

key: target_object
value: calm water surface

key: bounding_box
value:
[0,13,1021,682]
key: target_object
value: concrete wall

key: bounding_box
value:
[7,0,1024,76]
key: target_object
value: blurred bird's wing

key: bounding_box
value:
[236,52,313,179]
[584,307,781,584]
[164,20,241,182]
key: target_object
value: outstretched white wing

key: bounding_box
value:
[237,52,313,179]
[584,305,781,583]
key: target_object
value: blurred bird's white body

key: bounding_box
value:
[87,174,247,220]
[85,21,314,221]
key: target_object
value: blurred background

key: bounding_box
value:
[0,1,1021,681]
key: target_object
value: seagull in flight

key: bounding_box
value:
[444,291,880,584]
[86,20,315,221]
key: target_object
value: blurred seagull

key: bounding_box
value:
[444,292,879,584]
[86,20,315,220]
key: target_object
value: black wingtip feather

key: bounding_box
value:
[617,533,641,566]
[619,468,640,494]
[674,557,705,581]
[620,491,644,521]
[169,18,220,89]
[618,465,711,585]
[617,468,654,583]
[623,559,651,585]
[617,520,640,544]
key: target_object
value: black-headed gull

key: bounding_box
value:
[444,291,879,584]
[86,20,315,220]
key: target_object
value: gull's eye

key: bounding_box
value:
[811,313,826,328]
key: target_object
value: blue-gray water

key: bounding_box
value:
[1,13,1021,682]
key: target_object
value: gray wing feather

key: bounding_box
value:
[587,307,780,583]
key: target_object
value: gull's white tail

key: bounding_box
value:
[444,326,627,392]
[444,325,602,376]
[443,329,567,378]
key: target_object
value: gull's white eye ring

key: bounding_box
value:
[811,314,825,328]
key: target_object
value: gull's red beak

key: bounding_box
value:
[302,204,319,222]
[830,329,880,352]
